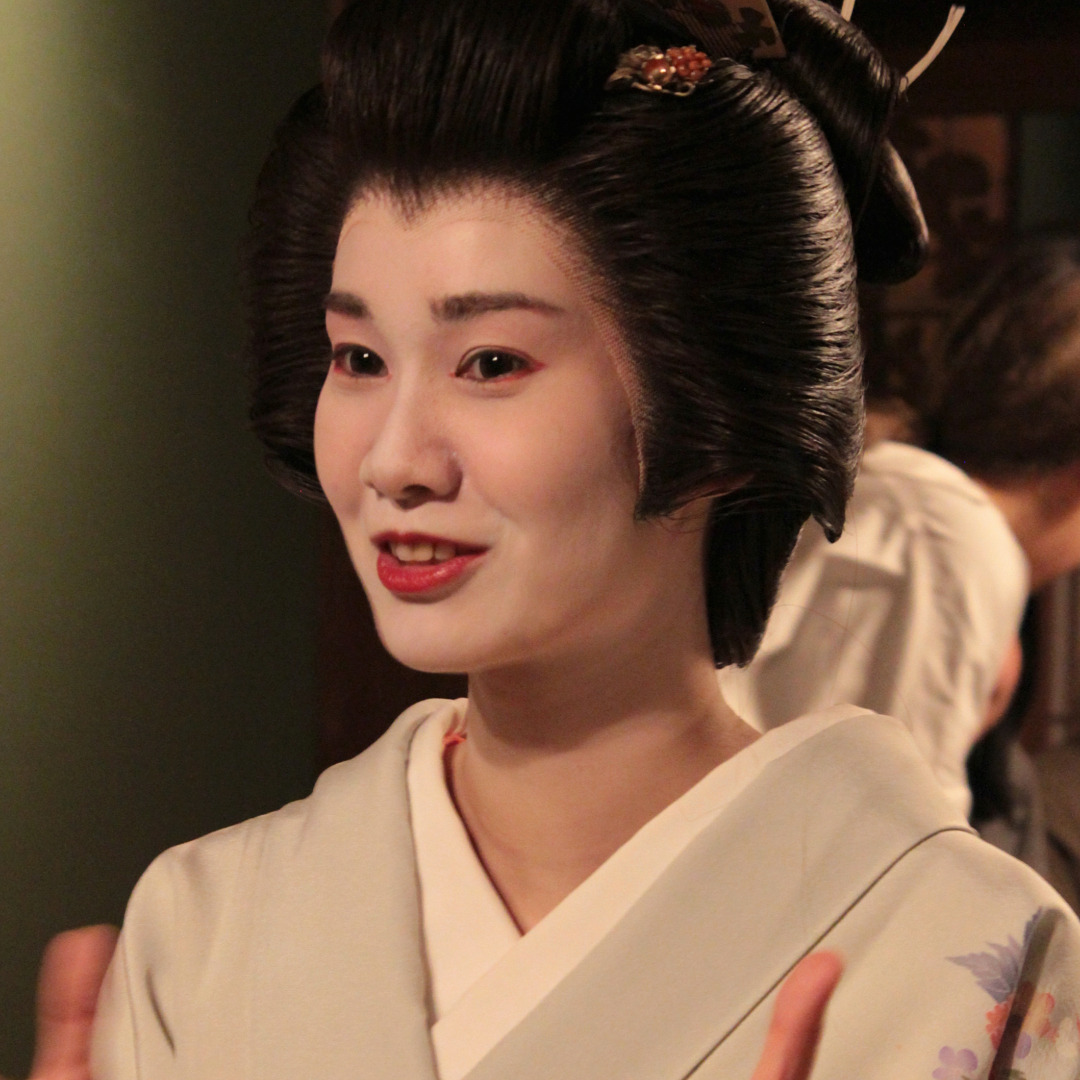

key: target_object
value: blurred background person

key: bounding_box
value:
[722,231,1080,845]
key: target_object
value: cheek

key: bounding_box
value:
[313,387,363,512]
[480,393,639,541]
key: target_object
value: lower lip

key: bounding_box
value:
[375,550,485,595]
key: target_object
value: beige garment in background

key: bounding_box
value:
[721,440,1028,817]
[91,699,1080,1080]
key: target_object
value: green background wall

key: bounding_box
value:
[0,4,325,1072]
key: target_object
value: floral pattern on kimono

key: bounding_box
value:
[933,910,1080,1080]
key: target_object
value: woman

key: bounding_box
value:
[90,1,1080,1078]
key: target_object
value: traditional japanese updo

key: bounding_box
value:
[245,0,926,666]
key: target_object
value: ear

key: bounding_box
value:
[1041,462,1080,522]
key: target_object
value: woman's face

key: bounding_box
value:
[315,187,707,674]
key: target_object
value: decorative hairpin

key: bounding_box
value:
[901,5,965,88]
[657,0,786,61]
[606,0,784,96]
[839,1,967,89]
[608,0,964,99]
[606,44,713,96]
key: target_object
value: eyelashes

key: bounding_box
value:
[332,345,386,377]
[331,345,538,383]
[454,348,535,382]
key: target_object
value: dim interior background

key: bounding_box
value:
[0,3,325,1072]
[3,0,1080,1075]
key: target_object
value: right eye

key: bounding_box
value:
[332,345,386,377]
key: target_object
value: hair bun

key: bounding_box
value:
[853,141,929,283]
[766,0,928,284]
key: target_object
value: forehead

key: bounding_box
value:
[333,186,593,301]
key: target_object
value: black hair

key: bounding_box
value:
[914,231,1080,482]
[967,598,1038,828]
[245,0,925,666]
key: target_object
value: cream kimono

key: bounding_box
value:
[91,700,1080,1080]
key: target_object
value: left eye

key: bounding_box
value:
[456,348,532,382]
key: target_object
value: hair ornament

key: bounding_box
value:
[656,0,787,60]
[901,5,965,88]
[837,0,966,90]
[607,0,785,96]
[606,44,714,95]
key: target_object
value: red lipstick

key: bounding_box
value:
[373,532,487,595]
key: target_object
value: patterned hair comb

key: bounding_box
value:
[654,0,787,61]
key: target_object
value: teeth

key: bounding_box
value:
[390,540,458,563]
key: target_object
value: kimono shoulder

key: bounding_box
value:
[461,713,1080,1080]
[90,699,452,1080]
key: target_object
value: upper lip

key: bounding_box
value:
[371,530,488,554]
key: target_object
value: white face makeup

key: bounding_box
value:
[314,188,708,675]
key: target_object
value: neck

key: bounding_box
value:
[449,631,757,931]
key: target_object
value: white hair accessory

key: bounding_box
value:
[837,2,966,90]
[902,5,966,88]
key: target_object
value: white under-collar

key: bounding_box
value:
[407,700,871,1080]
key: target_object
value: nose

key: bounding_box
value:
[358,373,461,509]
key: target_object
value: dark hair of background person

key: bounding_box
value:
[869,230,1080,481]
[244,0,926,666]
[967,600,1040,826]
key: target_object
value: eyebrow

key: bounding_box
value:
[323,290,563,323]
[324,291,370,319]
[431,292,563,322]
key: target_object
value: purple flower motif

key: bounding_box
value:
[1017,1032,1033,1060]
[948,909,1044,1003]
[933,1046,979,1080]
[948,939,1023,1003]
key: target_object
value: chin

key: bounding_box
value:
[377,614,541,678]
[387,648,470,677]
[374,616,482,676]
